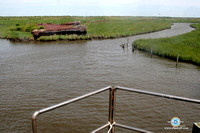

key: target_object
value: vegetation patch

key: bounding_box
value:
[134,23,200,65]
[0,16,200,44]
[0,16,175,41]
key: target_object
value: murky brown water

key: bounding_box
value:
[0,23,199,133]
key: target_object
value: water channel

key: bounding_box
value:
[0,23,200,133]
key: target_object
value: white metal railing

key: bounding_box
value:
[32,86,200,133]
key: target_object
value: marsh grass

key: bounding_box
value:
[134,23,200,65]
[0,16,173,41]
[85,19,173,39]
[1,16,200,41]
[36,20,172,41]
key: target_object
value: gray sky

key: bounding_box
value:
[0,0,200,17]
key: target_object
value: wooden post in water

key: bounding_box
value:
[120,43,125,49]
[176,54,179,67]
[150,47,153,58]
[132,43,135,52]
[122,44,125,49]
[127,38,129,47]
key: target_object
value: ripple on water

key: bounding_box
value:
[0,23,199,132]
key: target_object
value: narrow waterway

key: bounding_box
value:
[0,23,199,133]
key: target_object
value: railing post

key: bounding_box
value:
[32,111,39,133]
[108,86,116,133]
[32,119,37,133]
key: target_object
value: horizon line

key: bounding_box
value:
[0,15,200,18]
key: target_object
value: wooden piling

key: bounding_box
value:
[176,54,179,67]
[120,44,125,49]
[150,47,153,58]
[132,43,135,52]
[127,38,129,47]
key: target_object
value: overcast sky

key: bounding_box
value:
[0,0,200,17]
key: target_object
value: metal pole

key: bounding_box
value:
[115,123,153,133]
[91,123,110,133]
[116,86,200,104]
[32,111,39,133]
[108,86,116,133]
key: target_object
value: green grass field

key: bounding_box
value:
[1,16,200,41]
[134,23,200,65]
[0,16,175,41]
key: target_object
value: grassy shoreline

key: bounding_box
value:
[37,25,172,42]
[1,16,200,42]
[134,23,200,66]
[0,16,190,42]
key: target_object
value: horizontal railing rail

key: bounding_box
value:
[32,86,111,133]
[115,123,153,133]
[116,86,200,104]
[32,86,200,133]
[91,123,110,133]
